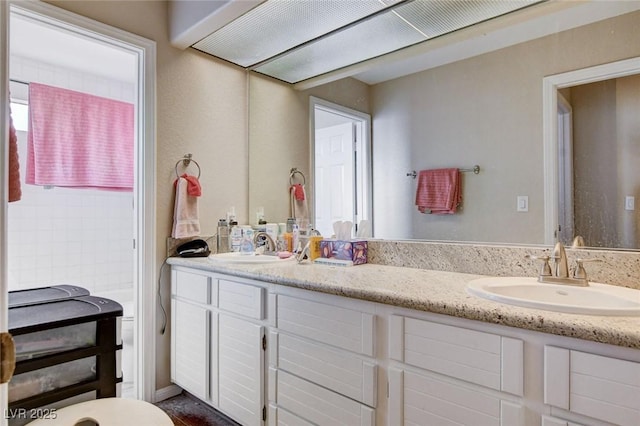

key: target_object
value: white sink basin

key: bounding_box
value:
[209,252,295,264]
[467,277,640,316]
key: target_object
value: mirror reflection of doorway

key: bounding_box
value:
[311,98,372,238]
[557,92,574,244]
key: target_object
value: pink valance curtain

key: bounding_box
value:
[26,82,134,190]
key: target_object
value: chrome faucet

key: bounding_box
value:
[526,241,601,287]
[552,242,569,278]
[253,232,276,252]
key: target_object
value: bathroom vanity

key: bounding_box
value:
[167,257,640,426]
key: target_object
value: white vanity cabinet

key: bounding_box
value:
[544,346,640,426]
[268,290,377,426]
[170,267,267,426]
[169,262,640,426]
[388,315,525,426]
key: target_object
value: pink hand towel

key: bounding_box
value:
[172,176,200,238]
[290,184,309,224]
[415,168,461,214]
[290,184,305,201]
[176,174,201,197]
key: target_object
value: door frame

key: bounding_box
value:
[1,0,10,418]
[309,97,372,236]
[556,93,573,244]
[2,0,157,405]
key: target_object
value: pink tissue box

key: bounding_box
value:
[319,239,368,265]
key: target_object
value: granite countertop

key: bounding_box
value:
[167,256,640,350]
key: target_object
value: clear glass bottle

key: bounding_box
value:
[217,219,229,254]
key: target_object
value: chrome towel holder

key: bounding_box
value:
[289,167,306,185]
[407,165,480,179]
[175,153,201,178]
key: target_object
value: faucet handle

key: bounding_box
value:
[573,258,603,280]
[525,254,552,277]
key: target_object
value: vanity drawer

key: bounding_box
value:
[389,367,523,426]
[276,294,375,356]
[544,346,640,426]
[389,315,523,396]
[270,331,376,406]
[274,369,374,426]
[173,269,212,304]
[218,279,264,319]
[541,416,584,426]
[268,405,314,426]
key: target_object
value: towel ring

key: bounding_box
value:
[175,154,201,179]
[289,168,306,185]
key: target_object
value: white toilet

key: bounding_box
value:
[26,398,172,426]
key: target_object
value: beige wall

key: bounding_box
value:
[371,10,640,244]
[45,1,248,391]
[249,74,371,225]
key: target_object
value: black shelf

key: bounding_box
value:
[8,287,123,412]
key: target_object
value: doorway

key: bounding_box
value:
[311,97,372,238]
[557,92,574,245]
[2,0,157,408]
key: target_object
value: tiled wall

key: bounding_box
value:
[8,56,135,294]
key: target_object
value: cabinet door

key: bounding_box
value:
[218,314,264,426]
[544,346,640,426]
[171,299,209,401]
[388,368,523,426]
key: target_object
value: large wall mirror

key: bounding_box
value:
[248,3,640,251]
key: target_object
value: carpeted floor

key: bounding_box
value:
[155,392,240,426]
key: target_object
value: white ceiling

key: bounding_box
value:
[9,12,136,84]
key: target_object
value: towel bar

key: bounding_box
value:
[407,165,480,179]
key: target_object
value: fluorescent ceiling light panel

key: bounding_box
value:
[254,11,426,83]
[191,0,544,83]
[193,0,401,67]
[392,0,541,38]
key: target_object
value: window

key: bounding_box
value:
[10,102,28,132]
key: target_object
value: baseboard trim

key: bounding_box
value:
[155,384,182,402]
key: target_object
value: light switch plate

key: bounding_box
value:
[625,196,635,211]
[517,196,529,212]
